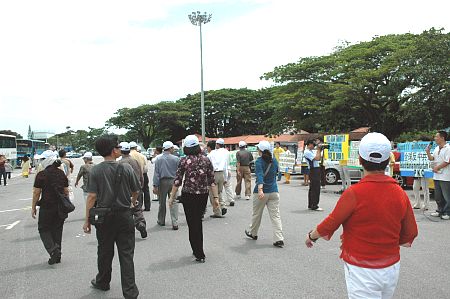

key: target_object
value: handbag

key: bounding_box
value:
[89,164,123,225]
[51,184,75,214]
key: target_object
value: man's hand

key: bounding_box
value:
[258,190,265,200]
[83,221,91,234]
[425,145,431,154]
[153,187,158,195]
[75,182,79,187]
[433,166,440,173]
[31,207,37,219]
[169,198,175,208]
[305,234,315,248]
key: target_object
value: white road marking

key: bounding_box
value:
[0,207,31,213]
[6,220,20,230]
[17,198,32,201]
[0,220,21,230]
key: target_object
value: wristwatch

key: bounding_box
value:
[308,230,318,242]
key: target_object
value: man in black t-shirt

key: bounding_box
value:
[83,135,140,299]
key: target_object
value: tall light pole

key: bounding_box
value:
[188,11,212,144]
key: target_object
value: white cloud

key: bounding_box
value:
[0,0,449,137]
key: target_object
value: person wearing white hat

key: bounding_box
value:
[35,150,58,174]
[304,139,323,211]
[169,135,219,262]
[118,142,147,239]
[153,141,179,229]
[129,141,151,212]
[207,138,229,217]
[305,132,418,299]
[75,152,95,203]
[235,140,253,202]
[245,140,284,248]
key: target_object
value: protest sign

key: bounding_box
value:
[324,134,349,161]
[279,152,296,173]
[347,141,362,169]
[398,142,437,178]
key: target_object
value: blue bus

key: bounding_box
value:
[16,139,46,167]
[0,134,17,168]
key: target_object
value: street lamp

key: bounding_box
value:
[188,11,212,144]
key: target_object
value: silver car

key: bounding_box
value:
[324,160,363,184]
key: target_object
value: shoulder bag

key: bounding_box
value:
[88,164,123,225]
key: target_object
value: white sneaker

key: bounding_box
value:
[430,212,440,217]
[441,215,450,220]
[245,196,250,200]
[312,207,323,211]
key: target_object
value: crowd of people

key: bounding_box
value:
[19,130,449,298]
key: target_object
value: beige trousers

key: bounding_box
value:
[235,166,252,197]
[248,192,284,242]
[210,172,226,215]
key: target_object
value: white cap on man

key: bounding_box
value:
[359,132,391,163]
[41,150,56,159]
[256,140,271,152]
[239,141,247,148]
[129,141,138,148]
[119,142,131,152]
[163,141,174,150]
[216,138,225,145]
[82,152,93,159]
[184,135,199,148]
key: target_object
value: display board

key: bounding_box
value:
[324,134,349,161]
[347,141,362,169]
[278,152,297,173]
[398,142,437,178]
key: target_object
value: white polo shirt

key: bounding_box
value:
[208,148,229,173]
[432,143,450,181]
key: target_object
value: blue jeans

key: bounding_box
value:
[434,180,450,216]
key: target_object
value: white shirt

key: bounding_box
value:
[432,143,450,181]
[208,148,229,173]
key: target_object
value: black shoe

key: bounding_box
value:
[229,202,235,207]
[273,241,284,248]
[195,258,205,263]
[222,208,227,216]
[157,221,165,226]
[48,249,61,265]
[144,208,150,211]
[138,226,147,239]
[91,279,110,291]
[172,225,179,230]
[210,214,224,218]
[245,230,257,240]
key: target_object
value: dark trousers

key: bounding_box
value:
[38,206,65,256]
[182,193,208,259]
[320,165,326,187]
[143,173,151,210]
[308,168,321,209]
[434,180,450,216]
[95,209,139,299]
[133,191,146,231]
[0,169,6,185]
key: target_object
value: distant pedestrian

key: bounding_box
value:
[137,145,151,211]
[245,140,284,248]
[153,141,180,230]
[273,142,285,181]
[235,141,253,201]
[5,160,13,180]
[151,146,163,202]
[0,155,7,186]
[83,135,140,299]
[207,139,228,217]
[282,145,291,184]
[305,132,418,299]
[75,152,95,203]
[119,142,147,239]
[315,138,326,189]
[304,140,323,211]
[21,156,31,178]
[58,149,74,178]
[31,157,68,265]
[169,135,219,263]
[426,130,450,220]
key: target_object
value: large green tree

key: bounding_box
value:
[178,88,272,137]
[262,29,450,139]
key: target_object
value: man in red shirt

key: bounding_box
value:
[305,132,418,299]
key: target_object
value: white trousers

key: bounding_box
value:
[344,262,400,299]
[413,178,430,209]
[224,180,234,204]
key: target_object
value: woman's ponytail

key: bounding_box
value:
[261,150,273,164]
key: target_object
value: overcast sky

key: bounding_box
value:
[1,0,449,137]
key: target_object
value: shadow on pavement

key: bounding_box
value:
[147,256,193,273]
[10,235,41,243]
[0,262,53,275]
[229,239,275,255]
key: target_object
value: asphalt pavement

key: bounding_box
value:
[0,158,449,299]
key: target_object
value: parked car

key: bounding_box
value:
[324,160,362,185]
[66,152,82,158]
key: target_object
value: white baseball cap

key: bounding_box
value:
[119,142,130,151]
[41,150,56,159]
[256,140,271,152]
[359,132,391,163]
[129,141,138,148]
[137,145,142,152]
[216,138,225,145]
[173,145,179,150]
[239,141,247,147]
[184,135,199,148]
[163,141,174,150]
[82,152,93,158]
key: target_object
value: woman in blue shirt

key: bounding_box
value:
[245,140,284,247]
